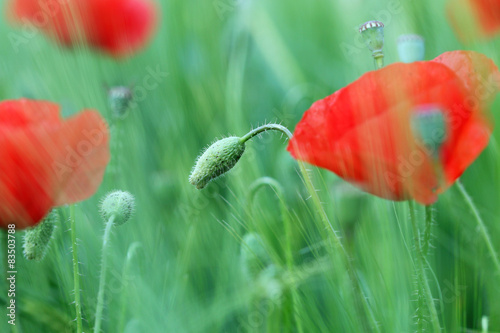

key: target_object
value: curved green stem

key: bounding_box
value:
[93,215,115,333]
[241,124,378,332]
[241,124,293,143]
[456,180,500,276]
[117,242,141,333]
[408,201,441,332]
[69,205,83,333]
[248,177,304,333]
[422,205,433,257]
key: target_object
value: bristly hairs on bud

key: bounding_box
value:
[189,123,293,190]
[23,210,58,261]
[100,190,136,226]
[189,136,246,189]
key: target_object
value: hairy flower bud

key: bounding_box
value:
[100,190,135,225]
[189,137,246,189]
[23,210,58,261]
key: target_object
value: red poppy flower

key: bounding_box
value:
[287,52,499,204]
[0,99,110,229]
[7,0,158,58]
[447,0,500,41]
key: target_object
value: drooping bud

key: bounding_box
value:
[397,34,425,63]
[240,233,272,281]
[189,137,246,189]
[23,210,58,261]
[100,190,136,225]
[108,86,133,119]
[359,20,385,68]
[410,105,448,157]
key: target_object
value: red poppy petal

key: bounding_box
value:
[0,100,110,228]
[87,0,158,57]
[48,110,110,205]
[6,0,158,57]
[446,0,500,40]
[0,99,61,128]
[288,61,483,204]
[433,50,500,106]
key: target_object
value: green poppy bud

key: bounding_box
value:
[100,190,135,225]
[108,86,133,119]
[189,137,246,189]
[23,210,58,261]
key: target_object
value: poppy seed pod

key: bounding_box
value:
[23,210,58,261]
[411,106,448,157]
[397,34,425,63]
[100,191,135,225]
[189,137,246,190]
[359,20,385,66]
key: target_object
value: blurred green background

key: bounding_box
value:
[0,0,500,332]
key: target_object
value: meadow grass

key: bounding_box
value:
[0,0,499,332]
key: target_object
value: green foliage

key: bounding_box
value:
[0,0,499,332]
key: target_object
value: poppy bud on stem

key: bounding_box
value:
[23,210,58,261]
[359,21,385,69]
[190,123,379,331]
[94,191,136,333]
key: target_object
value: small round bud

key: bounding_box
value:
[108,86,133,119]
[397,34,425,63]
[189,137,246,189]
[100,191,135,225]
[23,210,58,261]
[411,105,448,156]
[359,21,385,56]
[240,233,272,281]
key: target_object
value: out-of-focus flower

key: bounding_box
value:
[0,99,110,228]
[7,0,158,58]
[447,0,500,41]
[288,52,499,204]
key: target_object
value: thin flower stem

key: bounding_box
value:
[456,180,500,275]
[69,205,83,333]
[241,124,379,332]
[248,177,304,333]
[422,205,433,257]
[240,123,293,143]
[94,215,116,333]
[118,242,141,333]
[408,201,441,332]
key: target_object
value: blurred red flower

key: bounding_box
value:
[447,0,500,41]
[7,0,158,58]
[288,51,499,204]
[0,99,110,229]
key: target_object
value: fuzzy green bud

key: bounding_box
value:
[240,233,272,280]
[411,105,448,157]
[100,190,135,225]
[397,34,425,63]
[359,21,384,58]
[189,137,246,189]
[108,86,133,119]
[23,210,58,261]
